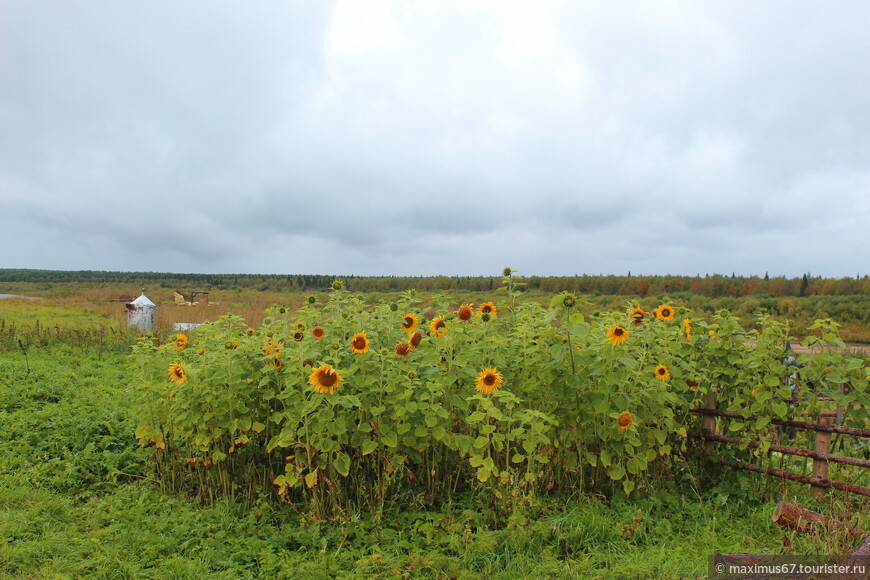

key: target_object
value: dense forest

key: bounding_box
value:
[1,268,868,297]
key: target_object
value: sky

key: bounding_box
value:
[1,1,869,278]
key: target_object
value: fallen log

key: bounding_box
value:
[772,501,865,537]
[853,533,870,556]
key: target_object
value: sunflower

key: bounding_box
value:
[173,333,188,350]
[562,294,577,308]
[654,365,670,381]
[479,302,497,317]
[401,313,419,334]
[630,308,645,326]
[226,340,240,350]
[683,318,692,341]
[654,304,675,321]
[617,412,633,431]
[685,379,699,389]
[168,362,187,385]
[475,368,503,395]
[309,364,343,394]
[429,316,447,337]
[457,304,474,321]
[292,331,304,342]
[395,342,410,358]
[350,332,369,354]
[246,328,255,335]
[312,326,325,339]
[269,356,283,370]
[294,321,306,332]
[408,331,423,349]
[606,325,629,346]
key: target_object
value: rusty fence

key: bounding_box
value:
[690,396,870,500]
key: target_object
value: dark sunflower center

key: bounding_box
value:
[403,317,413,327]
[435,320,445,329]
[614,328,624,336]
[662,309,671,317]
[318,370,338,387]
[352,337,366,349]
[619,415,631,426]
[483,374,496,386]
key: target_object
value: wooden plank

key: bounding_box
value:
[691,407,870,438]
[812,416,833,501]
[712,458,870,497]
[690,432,870,468]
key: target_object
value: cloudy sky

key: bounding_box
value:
[2,1,869,278]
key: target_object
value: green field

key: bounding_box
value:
[1,279,869,579]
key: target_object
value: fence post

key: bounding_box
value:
[702,391,718,456]
[811,416,833,502]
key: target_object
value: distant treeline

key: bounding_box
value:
[1,269,868,298]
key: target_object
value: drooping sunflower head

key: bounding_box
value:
[350,332,369,354]
[479,302,497,317]
[269,357,283,370]
[401,313,419,333]
[617,412,633,431]
[173,333,189,350]
[312,326,325,339]
[654,304,675,321]
[654,364,670,381]
[457,304,474,321]
[395,342,410,358]
[630,308,645,326]
[475,368,503,395]
[309,364,343,394]
[606,325,629,346]
[408,331,423,349]
[168,362,187,385]
[429,316,447,337]
[683,318,692,341]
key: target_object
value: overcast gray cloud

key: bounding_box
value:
[2,1,869,278]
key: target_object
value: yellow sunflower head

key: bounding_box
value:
[226,340,240,350]
[617,412,633,431]
[292,331,304,342]
[479,302,497,317]
[312,326,325,339]
[654,304,675,321]
[457,304,474,321]
[168,362,187,385]
[269,357,283,370]
[309,364,343,394]
[606,325,629,346]
[475,367,503,395]
[173,333,188,350]
[401,313,419,333]
[683,318,692,341]
[429,316,447,337]
[655,364,670,381]
[350,332,369,354]
[395,342,410,358]
[408,331,423,349]
[630,308,645,326]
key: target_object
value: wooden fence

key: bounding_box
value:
[690,397,870,500]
